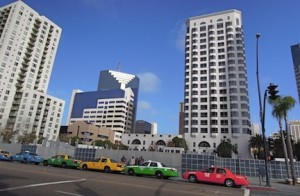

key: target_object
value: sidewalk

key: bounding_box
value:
[247,177,300,196]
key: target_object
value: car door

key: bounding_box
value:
[89,158,100,170]
[56,155,65,165]
[202,167,216,183]
[49,155,59,165]
[28,153,35,162]
[98,158,107,170]
[135,161,149,174]
[148,162,158,176]
[215,168,227,184]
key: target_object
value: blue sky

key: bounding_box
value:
[2,0,300,136]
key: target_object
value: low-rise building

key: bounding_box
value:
[67,121,120,144]
[121,133,183,152]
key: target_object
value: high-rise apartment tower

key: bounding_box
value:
[0,1,64,141]
[183,10,251,157]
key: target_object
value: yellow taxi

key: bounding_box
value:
[80,157,125,173]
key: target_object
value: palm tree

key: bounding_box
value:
[249,134,264,159]
[270,99,290,178]
[270,96,296,185]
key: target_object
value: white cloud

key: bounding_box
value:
[170,20,186,52]
[138,100,151,110]
[137,72,161,93]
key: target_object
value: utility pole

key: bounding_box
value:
[256,33,271,187]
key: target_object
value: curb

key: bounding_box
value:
[243,188,250,196]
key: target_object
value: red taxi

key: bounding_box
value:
[182,166,249,187]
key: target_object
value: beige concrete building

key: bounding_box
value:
[67,121,120,144]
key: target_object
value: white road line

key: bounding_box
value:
[0,179,86,192]
[56,190,84,196]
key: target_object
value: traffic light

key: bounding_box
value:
[268,138,275,151]
[267,83,279,100]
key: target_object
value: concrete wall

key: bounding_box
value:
[0,143,22,155]
[1,141,299,179]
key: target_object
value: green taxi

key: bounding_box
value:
[124,160,179,179]
[43,154,81,169]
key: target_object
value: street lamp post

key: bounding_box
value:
[256,33,271,187]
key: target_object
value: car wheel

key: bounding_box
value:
[188,175,197,183]
[104,166,110,173]
[155,171,163,179]
[43,160,48,166]
[82,164,88,170]
[61,162,67,168]
[225,179,235,187]
[128,168,134,176]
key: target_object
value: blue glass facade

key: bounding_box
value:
[70,89,125,118]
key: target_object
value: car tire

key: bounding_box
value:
[61,162,67,168]
[82,164,88,170]
[128,168,134,176]
[43,160,48,166]
[155,171,163,179]
[188,175,197,183]
[225,179,235,187]
[104,166,110,173]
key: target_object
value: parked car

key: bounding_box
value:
[124,160,179,179]
[43,154,81,169]
[80,157,125,173]
[0,149,11,161]
[182,166,249,187]
[10,151,44,165]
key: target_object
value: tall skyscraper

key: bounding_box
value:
[67,70,140,139]
[183,10,251,157]
[290,43,300,104]
[0,1,64,141]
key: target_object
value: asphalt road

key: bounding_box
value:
[0,161,245,196]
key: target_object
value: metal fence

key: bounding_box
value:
[182,153,300,179]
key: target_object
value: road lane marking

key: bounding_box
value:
[56,190,84,196]
[0,179,86,192]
